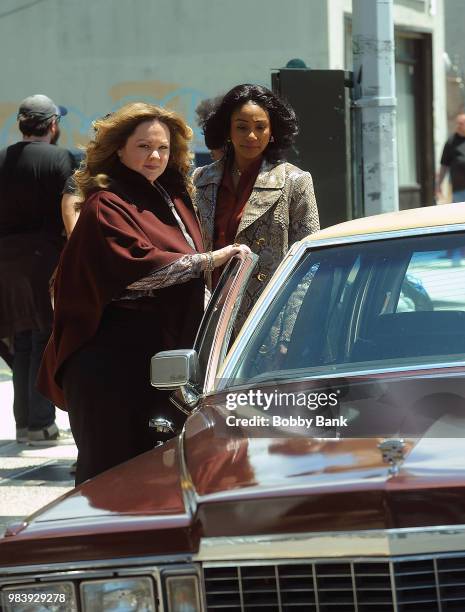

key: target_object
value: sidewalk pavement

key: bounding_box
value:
[0,361,76,536]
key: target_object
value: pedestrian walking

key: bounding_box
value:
[0,94,73,444]
[436,113,465,264]
[436,113,465,203]
[193,83,320,333]
[37,102,249,485]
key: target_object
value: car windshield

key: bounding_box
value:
[227,232,465,386]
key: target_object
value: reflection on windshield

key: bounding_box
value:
[228,233,465,386]
[213,375,465,440]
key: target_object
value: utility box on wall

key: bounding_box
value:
[272,69,353,229]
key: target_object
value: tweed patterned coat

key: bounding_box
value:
[193,158,320,329]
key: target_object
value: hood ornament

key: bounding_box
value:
[378,438,406,475]
[149,417,176,434]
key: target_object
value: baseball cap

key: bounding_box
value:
[17,94,68,121]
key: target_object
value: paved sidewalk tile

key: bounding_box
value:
[0,377,77,536]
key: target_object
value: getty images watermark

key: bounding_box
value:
[224,388,347,429]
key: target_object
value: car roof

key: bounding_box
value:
[304,202,465,243]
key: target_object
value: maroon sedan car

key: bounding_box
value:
[2,204,465,611]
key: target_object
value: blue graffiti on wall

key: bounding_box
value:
[0,88,210,152]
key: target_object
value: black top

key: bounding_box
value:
[440,133,465,192]
[63,174,77,195]
[0,141,74,238]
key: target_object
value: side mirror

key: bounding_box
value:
[150,349,200,390]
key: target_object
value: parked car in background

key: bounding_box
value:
[2,204,465,611]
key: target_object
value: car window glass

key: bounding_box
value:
[194,252,258,391]
[396,250,465,313]
[195,258,242,380]
[227,233,465,386]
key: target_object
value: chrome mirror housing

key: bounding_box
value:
[150,349,200,390]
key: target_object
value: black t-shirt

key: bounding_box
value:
[440,133,465,192]
[0,141,73,238]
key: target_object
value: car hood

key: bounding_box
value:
[184,395,465,538]
[2,376,465,565]
[0,437,198,566]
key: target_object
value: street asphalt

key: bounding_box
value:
[0,358,77,537]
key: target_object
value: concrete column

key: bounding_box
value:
[352,0,399,215]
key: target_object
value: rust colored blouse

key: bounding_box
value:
[212,156,261,285]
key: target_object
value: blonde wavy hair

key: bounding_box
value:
[74,102,193,203]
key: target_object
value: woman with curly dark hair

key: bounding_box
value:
[38,102,249,484]
[193,84,320,330]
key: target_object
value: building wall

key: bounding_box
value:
[0,0,328,152]
[444,0,465,128]
[0,0,447,184]
[325,0,446,168]
[445,0,465,69]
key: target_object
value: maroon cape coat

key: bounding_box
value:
[37,162,205,409]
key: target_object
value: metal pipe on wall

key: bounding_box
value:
[352,0,399,215]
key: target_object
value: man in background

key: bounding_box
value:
[195,96,224,163]
[0,94,73,444]
[436,113,465,203]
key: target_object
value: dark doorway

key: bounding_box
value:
[396,32,434,209]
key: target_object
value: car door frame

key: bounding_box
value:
[168,251,258,413]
